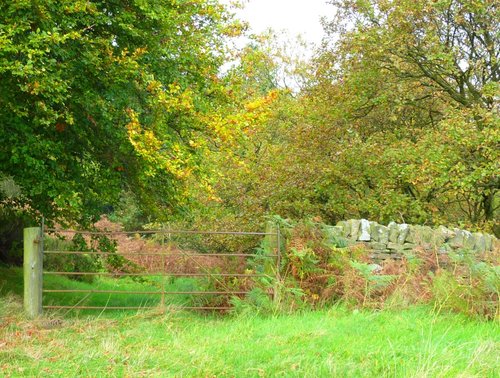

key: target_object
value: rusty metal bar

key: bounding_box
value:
[45,228,272,236]
[276,224,281,281]
[42,305,232,310]
[41,224,269,313]
[42,289,248,295]
[43,250,278,258]
[43,271,270,277]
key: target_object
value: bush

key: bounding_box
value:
[241,219,500,319]
[0,208,33,265]
[43,233,139,284]
[43,235,103,283]
[431,249,499,319]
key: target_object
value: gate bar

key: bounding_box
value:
[43,305,233,310]
[43,271,270,277]
[45,229,274,236]
[43,289,249,295]
[43,250,278,258]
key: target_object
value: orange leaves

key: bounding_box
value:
[244,89,279,111]
[55,122,66,132]
[146,80,162,93]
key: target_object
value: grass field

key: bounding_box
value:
[1,266,499,377]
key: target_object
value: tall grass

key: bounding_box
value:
[0,297,498,377]
[1,265,499,377]
[277,221,500,319]
[0,267,216,317]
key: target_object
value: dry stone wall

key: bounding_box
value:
[324,219,498,261]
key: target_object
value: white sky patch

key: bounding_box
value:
[220,0,334,90]
[224,0,332,54]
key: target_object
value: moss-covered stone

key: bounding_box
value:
[406,225,434,244]
[463,231,475,250]
[397,224,409,244]
[472,233,486,252]
[402,243,418,250]
[359,219,371,241]
[336,221,351,238]
[387,242,403,251]
[484,234,493,251]
[371,224,389,244]
[348,219,361,241]
[323,225,343,239]
[370,242,388,250]
[438,243,453,254]
[449,229,465,248]
[388,222,399,243]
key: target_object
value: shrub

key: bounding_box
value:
[43,233,140,283]
[255,219,500,319]
[431,249,499,319]
[43,235,103,283]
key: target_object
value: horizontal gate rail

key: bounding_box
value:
[43,289,249,295]
[43,306,233,310]
[43,271,271,277]
[45,228,273,236]
[44,250,278,258]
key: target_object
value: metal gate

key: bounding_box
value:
[23,221,281,316]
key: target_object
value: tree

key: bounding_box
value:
[0,0,243,260]
[308,0,499,230]
[200,0,499,234]
[0,0,237,227]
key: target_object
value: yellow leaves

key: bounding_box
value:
[146,80,162,93]
[126,108,160,164]
[213,89,280,139]
[222,20,248,38]
[204,113,235,145]
[126,108,198,181]
[64,1,98,14]
[201,181,222,203]
[108,47,148,72]
[132,47,148,58]
[147,80,195,114]
[30,81,40,94]
[169,82,181,92]
[244,90,278,112]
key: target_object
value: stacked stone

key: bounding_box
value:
[326,219,498,260]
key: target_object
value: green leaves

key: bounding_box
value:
[0,0,236,227]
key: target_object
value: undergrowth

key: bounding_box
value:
[255,220,500,320]
[0,293,498,377]
[4,218,498,320]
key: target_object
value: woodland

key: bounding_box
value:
[0,0,498,257]
[0,2,499,376]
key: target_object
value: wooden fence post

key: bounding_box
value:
[24,227,43,318]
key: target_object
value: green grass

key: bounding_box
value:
[1,266,499,377]
[0,267,222,315]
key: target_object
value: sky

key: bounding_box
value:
[225,0,332,53]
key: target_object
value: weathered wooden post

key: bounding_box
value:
[24,227,43,318]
